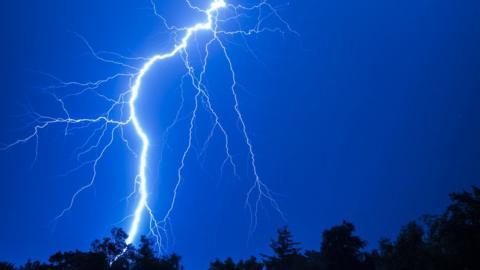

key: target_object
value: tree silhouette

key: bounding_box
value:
[2,185,480,270]
[318,221,367,270]
[426,186,480,270]
[49,250,108,270]
[261,226,307,270]
[132,236,182,270]
[18,260,50,270]
[209,257,263,270]
[209,257,236,270]
[0,262,15,270]
[374,222,429,270]
[132,236,158,270]
[237,257,263,270]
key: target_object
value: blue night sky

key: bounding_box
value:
[0,0,479,269]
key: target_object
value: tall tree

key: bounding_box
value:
[90,228,133,270]
[374,222,429,270]
[427,186,480,270]
[319,221,366,270]
[132,236,182,270]
[262,226,306,270]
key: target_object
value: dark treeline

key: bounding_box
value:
[1,186,479,270]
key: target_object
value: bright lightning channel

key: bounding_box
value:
[1,0,295,253]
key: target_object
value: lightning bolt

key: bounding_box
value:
[1,0,295,254]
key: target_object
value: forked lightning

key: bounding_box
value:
[1,0,295,253]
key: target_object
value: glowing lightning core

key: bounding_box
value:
[125,0,228,245]
[1,0,296,252]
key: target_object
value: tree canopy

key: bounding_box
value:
[3,185,480,270]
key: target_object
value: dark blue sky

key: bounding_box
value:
[1,0,479,269]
